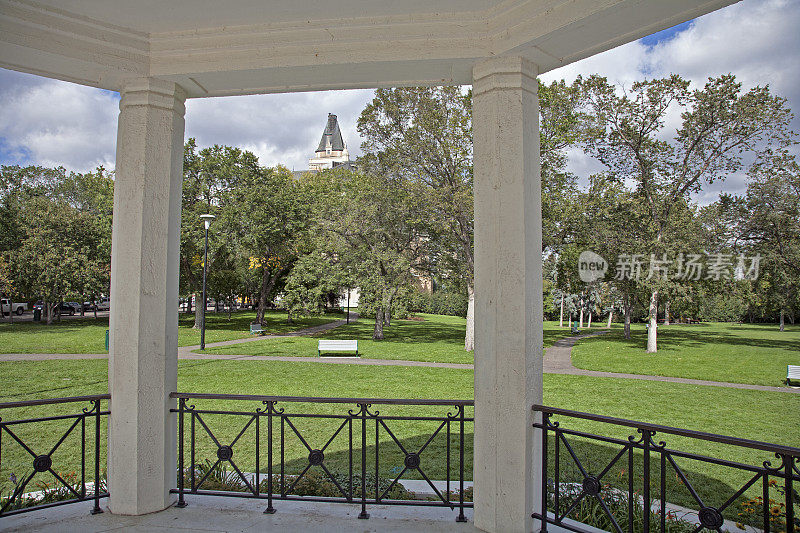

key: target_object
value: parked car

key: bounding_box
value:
[1,299,27,316]
[95,298,110,311]
[65,302,82,313]
[56,302,76,316]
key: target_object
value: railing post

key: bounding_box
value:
[81,406,86,500]
[265,401,276,514]
[763,472,770,533]
[176,398,186,508]
[540,411,549,532]
[456,404,467,522]
[784,454,795,533]
[92,399,103,515]
[642,429,652,533]
[358,403,369,519]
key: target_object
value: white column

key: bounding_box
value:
[472,56,543,533]
[108,78,186,515]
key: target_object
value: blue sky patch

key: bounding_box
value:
[640,20,693,47]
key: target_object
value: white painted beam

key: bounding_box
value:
[0,0,738,97]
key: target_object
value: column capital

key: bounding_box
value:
[472,56,538,97]
[119,78,187,114]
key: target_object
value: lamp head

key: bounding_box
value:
[200,214,215,230]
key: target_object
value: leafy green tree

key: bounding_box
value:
[357,82,585,349]
[233,165,306,324]
[307,169,424,339]
[581,74,794,351]
[739,150,800,329]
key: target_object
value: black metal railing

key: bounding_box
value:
[0,395,109,517]
[170,392,473,521]
[533,405,800,533]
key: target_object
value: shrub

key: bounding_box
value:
[410,291,468,318]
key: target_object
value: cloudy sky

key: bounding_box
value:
[0,0,798,204]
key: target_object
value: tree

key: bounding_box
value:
[233,165,305,324]
[581,74,794,351]
[357,87,475,346]
[357,82,585,350]
[307,169,424,339]
[739,150,800,329]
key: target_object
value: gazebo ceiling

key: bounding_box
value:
[1,0,736,97]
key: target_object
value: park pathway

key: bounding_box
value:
[1,324,798,393]
[542,331,798,393]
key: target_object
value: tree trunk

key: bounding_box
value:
[227,296,232,319]
[186,294,193,315]
[623,296,631,340]
[646,290,658,353]
[193,292,203,329]
[789,312,795,325]
[287,308,292,324]
[779,309,785,332]
[93,295,98,319]
[559,294,564,328]
[464,284,475,351]
[587,312,592,328]
[80,295,85,317]
[607,311,613,328]
[373,306,385,340]
[664,300,670,326]
[384,288,396,326]
[256,266,282,325]
[579,299,584,329]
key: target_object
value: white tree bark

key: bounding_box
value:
[587,312,592,328]
[780,309,785,332]
[465,284,475,351]
[664,300,670,326]
[579,300,584,328]
[646,289,658,353]
[607,310,613,328]
[559,294,564,328]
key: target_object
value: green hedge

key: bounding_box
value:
[410,291,468,318]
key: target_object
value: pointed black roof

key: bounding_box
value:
[316,113,346,153]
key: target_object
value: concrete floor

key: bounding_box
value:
[1,496,483,533]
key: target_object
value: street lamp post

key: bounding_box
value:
[200,214,215,350]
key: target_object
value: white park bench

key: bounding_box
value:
[318,339,358,357]
[250,323,265,335]
[787,365,800,386]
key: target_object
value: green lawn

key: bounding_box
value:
[2,317,798,523]
[1,357,797,521]
[0,311,341,353]
[571,322,800,386]
[201,314,577,363]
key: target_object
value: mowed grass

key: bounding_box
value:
[201,314,577,363]
[571,322,800,386]
[0,310,341,353]
[1,357,797,518]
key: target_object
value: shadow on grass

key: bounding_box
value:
[178,310,343,332]
[317,317,466,345]
[577,324,800,353]
[317,315,573,349]
[0,317,109,333]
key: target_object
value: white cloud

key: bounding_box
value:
[0,70,118,172]
[184,89,374,170]
[0,0,797,201]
